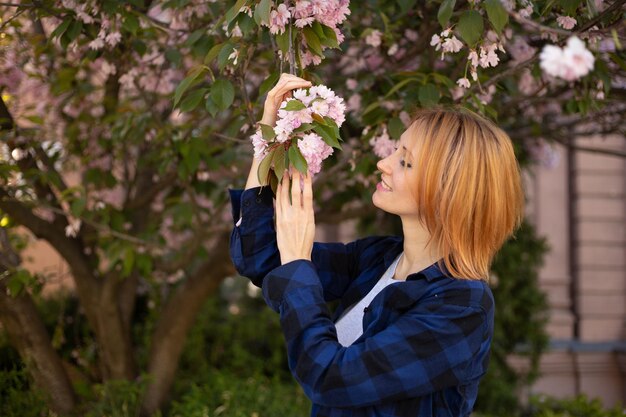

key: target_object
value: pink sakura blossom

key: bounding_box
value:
[251,84,345,175]
[300,50,322,67]
[506,37,536,62]
[556,15,577,30]
[297,133,334,174]
[105,32,122,47]
[442,36,463,54]
[479,43,500,68]
[518,69,538,95]
[250,130,268,158]
[346,94,361,113]
[365,30,383,47]
[404,28,418,42]
[369,127,395,159]
[345,78,358,89]
[399,111,412,127]
[431,29,464,59]
[430,34,443,51]
[477,84,496,105]
[468,49,479,67]
[540,36,594,81]
[89,38,105,50]
[457,77,471,89]
[269,3,291,34]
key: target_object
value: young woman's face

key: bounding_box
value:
[372,123,421,216]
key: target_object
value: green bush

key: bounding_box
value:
[475,394,625,417]
[0,366,49,417]
[169,371,309,417]
[524,394,625,417]
[476,220,550,415]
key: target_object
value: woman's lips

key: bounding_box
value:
[376,181,392,192]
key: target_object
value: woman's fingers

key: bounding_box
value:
[303,171,313,215]
[281,170,290,209]
[291,170,301,208]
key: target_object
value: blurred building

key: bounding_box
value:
[517,134,626,406]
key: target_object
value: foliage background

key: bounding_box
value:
[0,0,624,416]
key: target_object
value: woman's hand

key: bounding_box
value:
[276,170,315,265]
[260,73,312,127]
[245,74,312,190]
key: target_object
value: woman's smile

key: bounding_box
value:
[377,179,393,192]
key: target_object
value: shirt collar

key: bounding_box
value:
[383,236,449,282]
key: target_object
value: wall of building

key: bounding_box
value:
[523,134,626,407]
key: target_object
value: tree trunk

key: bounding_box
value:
[0,284,77,415]
[140,232,234,416]
[90,276,138,380]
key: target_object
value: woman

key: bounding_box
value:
[229,74,524,417]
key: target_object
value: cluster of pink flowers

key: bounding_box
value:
[368,126,395,159]
[251,85,345,174]
[556,15,577,30]
[540,36,595,81]
[259,0,351,66]
[430,28,463,60]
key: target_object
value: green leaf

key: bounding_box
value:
[384,78,419,98]
[165,48,183,66]
[204,43,224,65]
[397,0,418,14]
[273,145,287,182]
[62,20,83,48]
[50,18,72,39]
[205,96,219,117]
[457,10,484,46]
[362,101,381,116]
[276,29,290,55]
[70,197,86,217]
[217,43,235,70]
[180,88,207,112]
[257,152,273,185]
[484,0,509,35]
[254,0,271,26]
[122,248,135,277]
[259,72,280,96]
[560,0,581,15]
[388,117,405,140]
[123,14,140,35]
[438,0,456,28]
[320,24,339,48]
[259,123,276,140]
[211,79,235,111]
[288,143,308,174]
[282,100,306,111]
[174,68,203,107]
[313,123,341,149]
[418,83,441,107]
[225,0,248,26]
[7,272,25,297]
[185,29,205,46]
[303,26,324,57]
[312,21,325,39]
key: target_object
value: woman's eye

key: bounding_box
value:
[400,160,412,168]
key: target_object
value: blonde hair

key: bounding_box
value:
[407,106,524,281]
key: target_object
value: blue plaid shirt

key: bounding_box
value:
[229,186,494,417]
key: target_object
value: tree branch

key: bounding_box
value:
[0,229,76,415]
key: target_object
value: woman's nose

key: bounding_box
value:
[376,158,388,173]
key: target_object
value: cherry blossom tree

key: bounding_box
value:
[0,0,624,415]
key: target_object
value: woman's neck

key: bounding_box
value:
[394,218,441,280]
